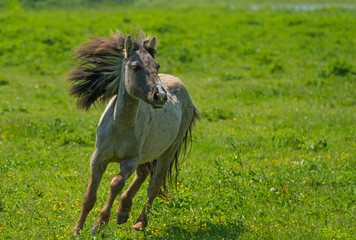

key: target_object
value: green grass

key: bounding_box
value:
[1,2,356,239]
[3,0,356,9]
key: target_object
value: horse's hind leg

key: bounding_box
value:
[116,162,153,224]
[73,151,107,236]
[132,153,174,231]
[92,157,139,233]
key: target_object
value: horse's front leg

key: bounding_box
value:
[116,162,153,224]
[91,157,139,234]
[73,151,107,236]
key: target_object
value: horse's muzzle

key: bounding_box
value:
[152,84,167,108]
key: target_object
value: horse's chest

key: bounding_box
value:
[140,110,181,162]
[96,102,181,163]
[114,133,140,160]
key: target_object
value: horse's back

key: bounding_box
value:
[160,73,195,123]
[159,74,187,93]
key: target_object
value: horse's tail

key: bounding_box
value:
[153,104,200,199]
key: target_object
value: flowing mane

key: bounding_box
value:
[68,31,156,110]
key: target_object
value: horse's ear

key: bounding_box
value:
[124,35,134,58]
[146,37,157,50]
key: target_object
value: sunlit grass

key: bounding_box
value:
[1,2,355,239]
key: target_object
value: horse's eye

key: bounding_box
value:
[131,62,142,71]
[133,65,141,71]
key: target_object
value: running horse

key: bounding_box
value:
[67,31,199,235]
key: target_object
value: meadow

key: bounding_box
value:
[1,1,356,239]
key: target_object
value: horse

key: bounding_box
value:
[67,31,199,235]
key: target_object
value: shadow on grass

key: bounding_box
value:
[143,220,245,239]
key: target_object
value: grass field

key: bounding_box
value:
[1,1,356,239]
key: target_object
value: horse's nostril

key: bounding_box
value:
[153,84,167,107]
[153,90,167,107]
[154,92,167,102]
[153,92,159,100]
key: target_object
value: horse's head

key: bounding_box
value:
[123,35,167,109]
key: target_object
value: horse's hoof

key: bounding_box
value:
[132,221,146,231]
[73,227,82,236]
[116,214,129,224]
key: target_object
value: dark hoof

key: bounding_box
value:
[116,214,129,224]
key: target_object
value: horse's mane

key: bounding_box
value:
[68,30,156,110]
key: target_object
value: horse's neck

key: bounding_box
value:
[114,79,139,129]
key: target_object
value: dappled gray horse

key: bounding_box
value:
[68,31,199,235]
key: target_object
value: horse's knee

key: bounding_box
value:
[110,175,125,194]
